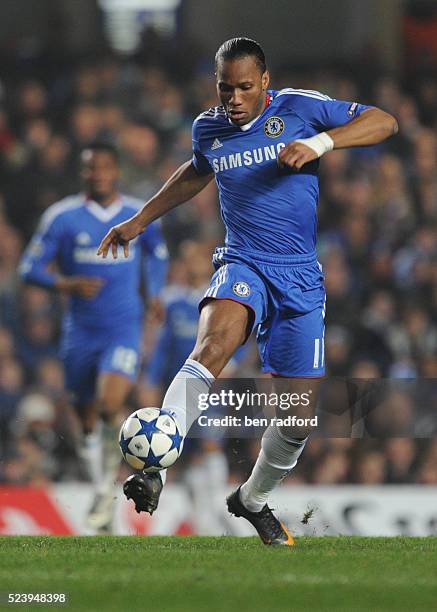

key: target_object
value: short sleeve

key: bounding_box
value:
[281,90,373,132]
[191,118,213,176]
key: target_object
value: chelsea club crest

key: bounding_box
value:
[264,116,284,138]
[233,281,251,298]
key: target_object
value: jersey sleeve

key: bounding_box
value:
[282,90,373,132]
[139,221,169,297]
[18,209,64,288]
[191,117,213,176]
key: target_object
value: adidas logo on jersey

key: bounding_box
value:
[211,138,223,150]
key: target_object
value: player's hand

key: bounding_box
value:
[55,275,105,299]
[97,217,144,259]
[277,141,318,171]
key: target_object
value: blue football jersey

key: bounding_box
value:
[19,194,168,328]
[192,88,372,254]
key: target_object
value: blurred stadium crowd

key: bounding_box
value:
[0,30,436,488]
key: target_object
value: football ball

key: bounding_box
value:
[119,408,183,472]
[119,408,184,472]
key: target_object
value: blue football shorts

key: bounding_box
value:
[199,248,326,377]
[60,320,141,405]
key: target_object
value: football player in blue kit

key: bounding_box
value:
[19,143,168,532]
[98,38,398,545]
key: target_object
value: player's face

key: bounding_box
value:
[81,150,120,203]
[216,56,269,126]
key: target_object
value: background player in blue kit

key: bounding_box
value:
[98,38,398,545]
[19,143,168,532]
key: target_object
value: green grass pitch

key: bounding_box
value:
[0,536,436,611]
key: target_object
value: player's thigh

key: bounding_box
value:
[193,263,268,374]
[190,299,248,375]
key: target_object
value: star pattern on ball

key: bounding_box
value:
[119,408,184,471]
[119,432,131,456]
[137,416,162,440]
[169,429,183,453]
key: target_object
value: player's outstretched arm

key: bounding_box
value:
[97,161,213,259]
[324,107,398,149]
[279,107,398,171]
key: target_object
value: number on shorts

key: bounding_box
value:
[111,347,138,375]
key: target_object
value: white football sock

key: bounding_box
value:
[98,422,122,495]
[80,422,103,486]
[162,358,214,437]
[240,424,307,513]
